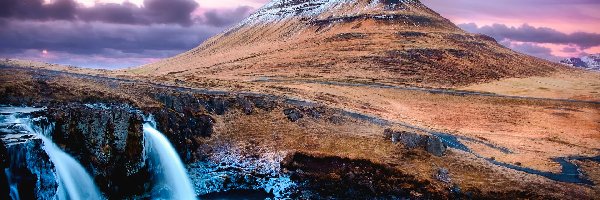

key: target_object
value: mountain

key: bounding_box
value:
[560,54,600,71]
[131,0,564,87]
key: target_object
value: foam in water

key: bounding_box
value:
[144,116,197,200]
[1,107,102,200]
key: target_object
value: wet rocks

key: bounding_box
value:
[151,108,214,162]
[384,129,447,156]
[284,108,304,122]
[188,147,294,198]
[47,103,147,198]
[0,109,59,199]
[2,137,58,200]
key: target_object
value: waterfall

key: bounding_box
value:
[143,116,197,200]
[5,169,20,200]
[38,136,102,200]
[1,107,102,200]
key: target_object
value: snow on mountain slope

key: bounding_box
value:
[560,54,600,71]
[239,0,422,24]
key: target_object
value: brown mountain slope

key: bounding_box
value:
[131,0,563,87]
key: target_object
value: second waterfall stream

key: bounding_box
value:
[143,116,197,200]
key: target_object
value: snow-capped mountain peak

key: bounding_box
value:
[560,54,600,71]
[239,0,422,25]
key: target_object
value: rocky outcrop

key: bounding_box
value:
[384,129,447,156]
[151,108,214,162]
[0,109,58,200]
[149,92,279,162]
[0,136,58,200]
[280,152,442,199]
[46,104,148,198]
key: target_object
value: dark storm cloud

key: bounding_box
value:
[0,20,221,55]
[76,2,142,25]
[0,0,77,20]
[200,6,254,27]
[497,40,563,61]
[0,0,263,68]
[0,19,228,68]
[460,23,600,49]
[507,42,551,55]
[0,0,199,26]
[143,0,198,25]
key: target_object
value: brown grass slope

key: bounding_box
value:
[132,0,565,87]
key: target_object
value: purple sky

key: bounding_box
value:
[1,0,599,69]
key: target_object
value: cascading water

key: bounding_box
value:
[5,169,20,200]
[1,107,102,200]
[143,116,197,200]
[38,136,102,200]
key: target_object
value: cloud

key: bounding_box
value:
[499,41,564,61]
[0,0,266,68]
[0,20,224,68]
[0,0,77,20]
[460,23,600,49]
[76,2,143,25]
[200,6,255,27]
[142,0,198,26]
[561,47,579,53]
[0,0,199,26]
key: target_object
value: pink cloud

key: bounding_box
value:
[424,0,600,34]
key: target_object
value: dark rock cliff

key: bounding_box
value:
[46,104,148,198]
[3,138,58,200]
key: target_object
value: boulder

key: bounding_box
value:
[425,136,447,157]
[384,129,447,156]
